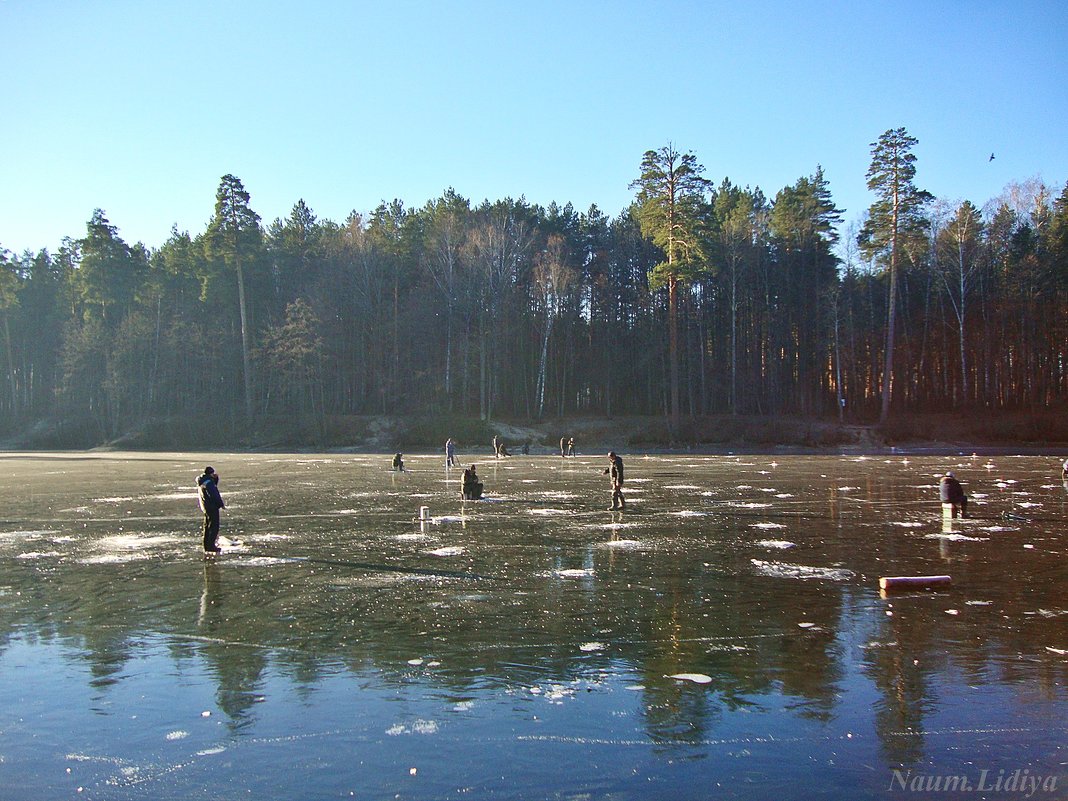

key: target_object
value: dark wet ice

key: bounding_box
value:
[1,451,1067,799]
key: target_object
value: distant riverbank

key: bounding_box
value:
[6,409,1067,456]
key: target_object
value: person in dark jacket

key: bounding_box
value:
[197,466,225,554]
[603,452,625,510]
[461,464,483,500]
[939,471,968,518]
[392,453,406,472]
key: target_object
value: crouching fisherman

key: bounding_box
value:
[197,466,225,554]
[461,464,483,500]
[939,471,968,518]
[392,453,406,472]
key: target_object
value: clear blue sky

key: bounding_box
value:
[3,0,1066,256]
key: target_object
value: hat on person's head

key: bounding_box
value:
[204,466,214,475]
[945,471,954,478]
[608,451,616,458]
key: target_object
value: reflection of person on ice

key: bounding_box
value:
[461,464,483,500]
[197,466,225,554]
[603,451,625,510]
[939,471,968,518]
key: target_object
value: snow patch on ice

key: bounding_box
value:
[553,568,594,578]
[751,559,854,581]
[668,673,712,684]
[756,540,796,550]
[426,546,464,557]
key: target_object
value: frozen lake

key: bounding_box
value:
[2,450,1067,799]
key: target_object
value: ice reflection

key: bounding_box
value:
[1,451,1067,799]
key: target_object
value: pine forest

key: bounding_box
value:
[2,130,1066,447]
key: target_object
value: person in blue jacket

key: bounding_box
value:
[197,466,225,554]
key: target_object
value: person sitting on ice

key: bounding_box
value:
[939,471,968,518]
[392,453,406,472]
[461,464,483,500]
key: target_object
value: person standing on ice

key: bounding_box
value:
[445,438,457,468]
[939,471,968,518]
[197,466,225,554]
[603,452,625,510]
[1061,458,1068,479]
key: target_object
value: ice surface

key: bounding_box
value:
[2,451,1067,801]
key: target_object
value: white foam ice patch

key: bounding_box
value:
[453,700,474,712]
[735,485,753,490]
[553,568,594,578]
[332,509,361,515]
[925,533,987,542]
[426,546,464,557]
[17,551,61,559]
[756,540,795,550]
[165,731,189,741]
[98,533,184,550]
[665,485,702,490]
[890,522,925,528]
[728,502,772,509]
[668,673,712,684]
[775,493,794,498]
[396,533,431,541]
[837,486,859,491]
[387,720,439,735]
[229,556,300,567]
[965,600,992,606]
[580,642,605,652]
[600,539,643,549]
[751,559,854,581]
[671,510,707,517]
[980,526,1017,532]
[530,508,571,516]
[151,492,199,500]
[1,529,58,539]
[196,746,226,756]
[1016,502,1041,508]
[94,497,135,503]
[81,553,153,564]
[751,522,786,530]
[539,491,580,500]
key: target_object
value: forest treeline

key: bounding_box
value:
[1,130,1066,445]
